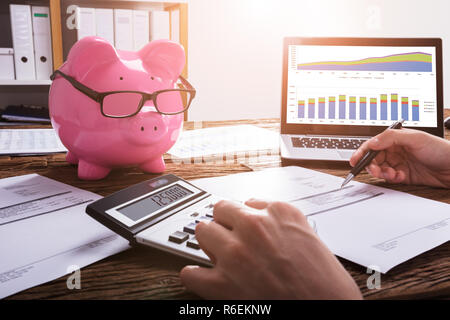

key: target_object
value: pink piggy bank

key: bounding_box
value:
[49,36,193,180]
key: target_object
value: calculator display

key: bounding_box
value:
[117,184,194,221]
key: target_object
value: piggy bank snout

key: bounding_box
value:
[122,112,168,145]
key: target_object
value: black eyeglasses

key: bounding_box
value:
[50,70,196,118]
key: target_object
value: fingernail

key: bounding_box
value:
[185,265,199,270]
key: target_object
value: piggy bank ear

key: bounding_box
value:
[66,36,118,79]
[139,40,185,81]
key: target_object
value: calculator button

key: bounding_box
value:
[190,212,200,217]
[195,216,212,223]
[187,237,201,250]
[168,231,189,244]
[205,203,214,209]
[183,222,197,235]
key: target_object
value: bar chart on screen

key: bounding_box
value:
[296,93,421,122]
[287,45,438,127]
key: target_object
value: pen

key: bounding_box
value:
[341,119,405,189]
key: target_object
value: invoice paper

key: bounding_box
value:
[0,174,129,299]
[168,125,279,159]
[193,166,450,273]
[0,129,67,155]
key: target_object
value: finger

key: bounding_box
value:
[367,163,383,179]
[380,164,397,181]
[213,200,248,230]
[350,139,371,167]
[195,221,232,257]
[350,128,419,167]
[391,170,407,183]
[267,201,308,225]
[380,165,407,184]
[351,141,388,167]
[180,265,223,299]
[245,198,270,209]
[384,150,405,168]
[373,150,386,166]
[367,128,422,152]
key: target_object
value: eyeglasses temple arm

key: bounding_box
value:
[50,70,101,102]
[178,75,196,98]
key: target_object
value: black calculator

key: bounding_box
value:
[86,174,223,265]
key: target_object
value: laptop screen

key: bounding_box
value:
[282,38,443,137]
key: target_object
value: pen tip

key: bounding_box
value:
[341,173,354,189]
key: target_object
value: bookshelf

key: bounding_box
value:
[2,0,189,119]
[50,0,189,78]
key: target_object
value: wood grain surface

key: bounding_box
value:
[2,111,449,300]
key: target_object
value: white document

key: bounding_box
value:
[31,6,53,80]
[114,9,133,51]
[133,10,149,50]
[170,9,180,43]
[0,174,129,299]
[0,129,67,155]
[150,11,170,41]
[76,7,96,41]
[193,166,450,273]
[168,125,279,159]
[10,4,36,80]
[95,8,114,45]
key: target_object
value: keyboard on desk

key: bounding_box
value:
[291,137,367,150]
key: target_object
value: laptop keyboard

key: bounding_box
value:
[291,137,367,150]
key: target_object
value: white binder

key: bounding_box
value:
[114,9,133,51]
[10,4,36,80]
[76,7,96,41]
[95,8,114,45]
[31,6,53,80]
[170,9,180,43]
[150,11,170,41]
[132,10,149,50]
[0,48,15,80]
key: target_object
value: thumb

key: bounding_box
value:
[180,265,219,298]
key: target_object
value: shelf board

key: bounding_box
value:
[94,0,187,3]
[0,80,52,86]
[114,0,187,2]
[72,0,187,5]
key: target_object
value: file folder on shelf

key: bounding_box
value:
[77,7,96,41]
[0,48,15,80]
[170,9,180,43]
[95,8,114,45]
[114,9,133,51]
[150,11,170,41]
[10,4,36,80]
[132,10,149,50]
[31,6,53,80]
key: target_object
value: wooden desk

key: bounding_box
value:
[3,111,450,300]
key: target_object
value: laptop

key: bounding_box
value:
[280,37,444,161]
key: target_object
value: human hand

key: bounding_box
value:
[350,128,450,188]
[180,199,362,299]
